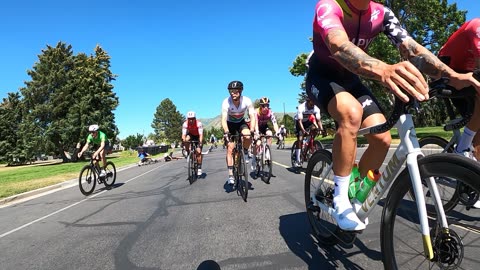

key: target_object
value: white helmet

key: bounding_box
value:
[280,124,285,128]
[88,124,99,132]
[186,111,196,119]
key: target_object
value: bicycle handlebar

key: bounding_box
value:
[358,71,477,136]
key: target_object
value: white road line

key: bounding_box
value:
[0,164,164,239]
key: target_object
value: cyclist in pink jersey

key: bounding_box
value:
[255,97,279,144]
[307,0,480,231]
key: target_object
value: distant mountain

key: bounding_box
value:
[199,112,296,131]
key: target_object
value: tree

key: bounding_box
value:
[151,98,184,144]
[122,133,144,150]
[20,42,119,162]
[0,93,25,164]
[290,0,466,126]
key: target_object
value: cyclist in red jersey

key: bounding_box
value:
[439,18,480,209]
[182,111,204,176]
[438,18,480,160]
[307,0,480,231]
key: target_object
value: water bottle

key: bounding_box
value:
[355,169,381,203]
[348,164,360,199]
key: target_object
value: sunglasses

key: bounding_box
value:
[229,89,241,94]
[260,104,269,108]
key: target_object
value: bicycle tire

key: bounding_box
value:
[79,165,96,195]
[103,161,117,187]
[314,140,323,151]
[236,148,249,202]
[304,149,339,246]
[381,154,480,269]
[261,145,272,184]
[417,136,459,214]
[188,152,196,185]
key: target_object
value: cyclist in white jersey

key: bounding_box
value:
[221,80,256,185]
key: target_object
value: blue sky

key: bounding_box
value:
[0,0,478,139]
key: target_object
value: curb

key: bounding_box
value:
[0,163,139,207]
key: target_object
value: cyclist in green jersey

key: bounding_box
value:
[77,124,109,177]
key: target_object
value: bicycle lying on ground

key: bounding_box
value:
[252,134,275,184]
[78,152,116,195]
[418,84,479,213]
[291,127,323,168]
[229,133,249,202]
[186,140,200,185]
[138,157,158,166]
[304,78,480,269]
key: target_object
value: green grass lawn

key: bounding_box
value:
[0,127,453,199]
[284,126,454,145]
[0,151,163,199]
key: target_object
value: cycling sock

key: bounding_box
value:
[333,174,352,212]
[228,166,233,175]
[295,149,301,161]
[456,127,476,152]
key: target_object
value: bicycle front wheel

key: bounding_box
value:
[79,165,96,195]
[261,145,272,184]
[187,153,196,185]
[235,149,249,202]
[381,154,480,269]
[304,149,339,246]
[103,161,117,187]
[418,136,459,214]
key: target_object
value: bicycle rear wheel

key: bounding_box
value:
[304,149,339,246]
[381,154,480,269]
[261,145,272,184]
[103,161,117,187]
[79,165,96,195]
[235,149,249,202]
[417,136,459,214]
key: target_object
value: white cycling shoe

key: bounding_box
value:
[226,176,234,185]
[333,205,366,231]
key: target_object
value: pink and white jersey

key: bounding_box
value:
[256,108,277,127]
[312,0,410,71]
[222,96,255,123]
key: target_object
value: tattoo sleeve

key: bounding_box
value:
[401,38,450,79]
[331,42,383,80]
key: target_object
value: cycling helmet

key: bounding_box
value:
[259,97,270,105]
[280,124,285,128]
[186,111,196,119]
[227,80,243,90]
[88,124,99,132]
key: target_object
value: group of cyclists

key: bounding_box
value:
[78,0,480,236]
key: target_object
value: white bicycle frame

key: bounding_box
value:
[313,113,449,260]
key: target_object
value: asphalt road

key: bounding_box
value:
[0,145,478,269]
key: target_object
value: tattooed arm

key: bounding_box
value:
[400,38,480,92]
[325,29,428,102]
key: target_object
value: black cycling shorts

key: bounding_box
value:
[306,57,383,122]
[295,121,314,136]
[227,120,249,135]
